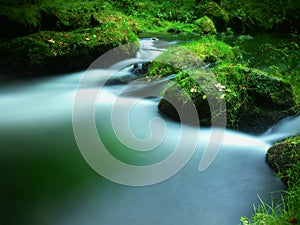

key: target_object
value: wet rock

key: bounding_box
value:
[266,135,300,185]
[158,64,297,133]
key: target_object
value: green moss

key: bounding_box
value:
[158,70,225,126]
[195,1,229,32]
[248,41,300,104]
[194,16,217,34]
[0,27,138,74]
[267,136,300,185]
[183,38,234,63]
[157,60,297,131]
[147,37,234,77]
[147,45,208,78]
[137,19,198,34]
[215,64,296,107]
[0,0,140,37]
[212,63,296,130]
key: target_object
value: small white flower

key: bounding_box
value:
[220,94,225,99]
[190,88,197,93]
[215,83,226,91]
[47,38,55,44]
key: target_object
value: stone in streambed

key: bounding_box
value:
[266,135,300,185]
[158,64,297,133]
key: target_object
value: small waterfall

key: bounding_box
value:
[260,115,300,143]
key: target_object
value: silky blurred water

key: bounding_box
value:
[0,38,299,225]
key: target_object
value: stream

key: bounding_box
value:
[0,37,299,225]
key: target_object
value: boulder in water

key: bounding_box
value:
[158,63,297,133]
[266,135,300,185]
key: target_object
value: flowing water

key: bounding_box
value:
[0,38,299,225]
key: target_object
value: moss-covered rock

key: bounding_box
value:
[158,62,297,133]
[216,64,296,132]
[216,63,296,105]
[194,16,217,34]
[146,37,234,78]
[195,1,229,32]
[158,70,226,126]
[266,136,300,185]
[0,27,138,74]
[0,1,141,75]
[183,38,234,64]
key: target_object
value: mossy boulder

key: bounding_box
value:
[158,70,226,126]
[266,136,300,185]
[146,37,234,78]
[158,62,297,133]
[215,64,296,107]
[195,1,229,32]
[0,1,140,75]
[0,26,138,74]
[183,39,234,64]
[217,64,296,132]
[194,16,217,34]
